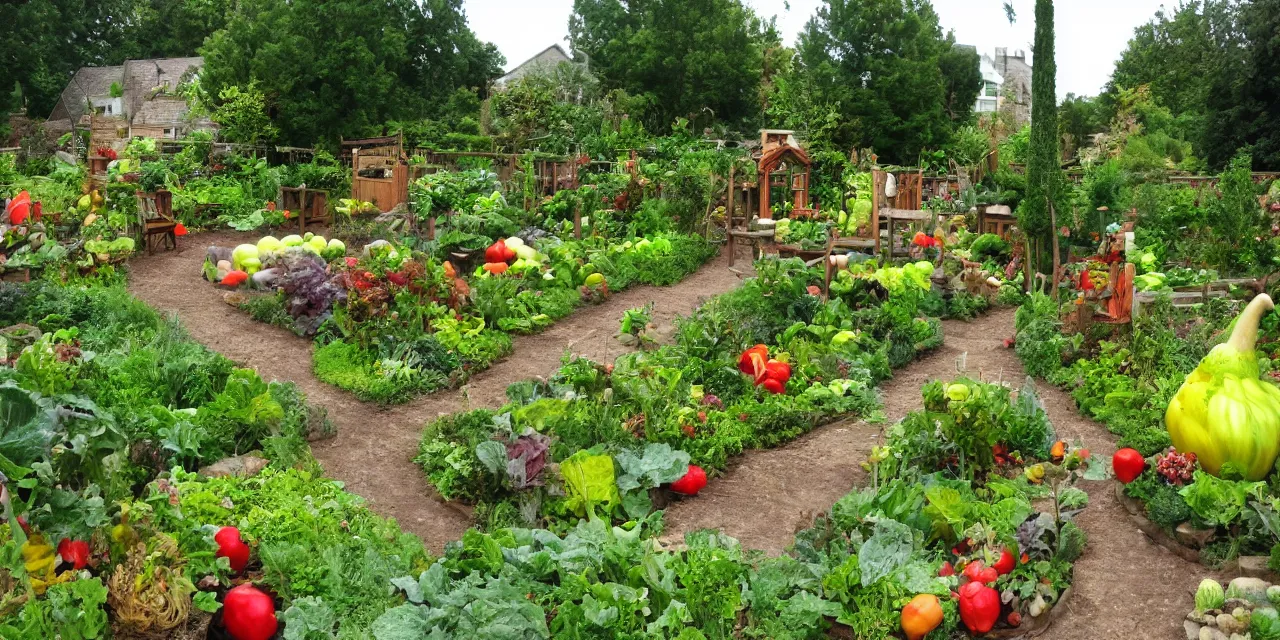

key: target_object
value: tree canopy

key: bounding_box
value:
[1106,0,1280,169]
[199,0,503,146]
[568,0,775,133]
[778,0,980,162]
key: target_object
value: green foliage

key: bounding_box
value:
[781,0,980,161]
[0,575,110,640]
[569,0,772,132]
[1020,0,1061,245]
[159,467,431,633]
[212,83,279,145]
[199,0,503,145]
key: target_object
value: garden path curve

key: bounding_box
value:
[127,229,752,553]
[659,308,1221,639]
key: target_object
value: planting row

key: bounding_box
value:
[415,257,944,531]
[1016,279,1280,572]
[203,228,716,403]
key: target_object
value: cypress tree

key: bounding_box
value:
[1021,0,1060,277]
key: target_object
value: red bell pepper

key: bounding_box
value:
[737,345,768,377]
[958,581,1001,633]
[57,538,90,570]
[764,361,791,385]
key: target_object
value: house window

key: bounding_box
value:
[985,82,998,97]
[163,128,174,138]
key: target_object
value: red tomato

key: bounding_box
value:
[222,584,277,640]
[214,526,250,573]
[670,465,707,495]
[1113,448,1146,483]
[992,547,1015,575]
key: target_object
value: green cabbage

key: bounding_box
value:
[560,451,620,516]
[1196,578,1225,613]
[231,244,259,270]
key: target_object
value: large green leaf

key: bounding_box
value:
[0,383,56,470]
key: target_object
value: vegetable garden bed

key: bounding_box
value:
[416,256,945,530]
[1015,267,1280,572]
[200,163,724,404]
[203,229,717,404]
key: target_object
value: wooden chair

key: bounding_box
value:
[136,190,177,253]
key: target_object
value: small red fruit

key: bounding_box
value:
[992,548,1015,575]
[215,526,251,573]
[1112,447,1146,484]
[938,561,955,577]
[1007,611,1023,627]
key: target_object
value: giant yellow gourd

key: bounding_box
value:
[1166,294,1280,480]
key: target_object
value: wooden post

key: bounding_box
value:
[573,200,582,239]
[427,215,436,241]
[1024,234,1035,294]
[760,166,770,220]
[822,233,835,301]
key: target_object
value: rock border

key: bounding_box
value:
[1114,483,1277,579]
[1114,483,1206,564]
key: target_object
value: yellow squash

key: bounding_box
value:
[1167,294,1280,480]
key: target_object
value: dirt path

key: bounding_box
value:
[660,308,1210,639]
[128,230,751,552]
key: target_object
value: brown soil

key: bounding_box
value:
[128,230,752,553]
[659,307,1216,639]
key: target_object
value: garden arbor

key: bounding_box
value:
[756,130,813,220]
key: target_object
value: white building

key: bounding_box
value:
[975,56,1004,114]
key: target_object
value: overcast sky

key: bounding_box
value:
[463,0,1171,100]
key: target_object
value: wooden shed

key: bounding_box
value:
[343,135,409,212]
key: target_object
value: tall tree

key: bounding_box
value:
[568,0,772,133]
[1202,0,1280,168]
[784,0,979,163]
[199,0,502,146]
[1020,0,1060,256]
[1057,93,1105,160]
[116,0,234,61]
[0,0,134,117]
[940,45,983,121]
[1103,1,1233,151]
